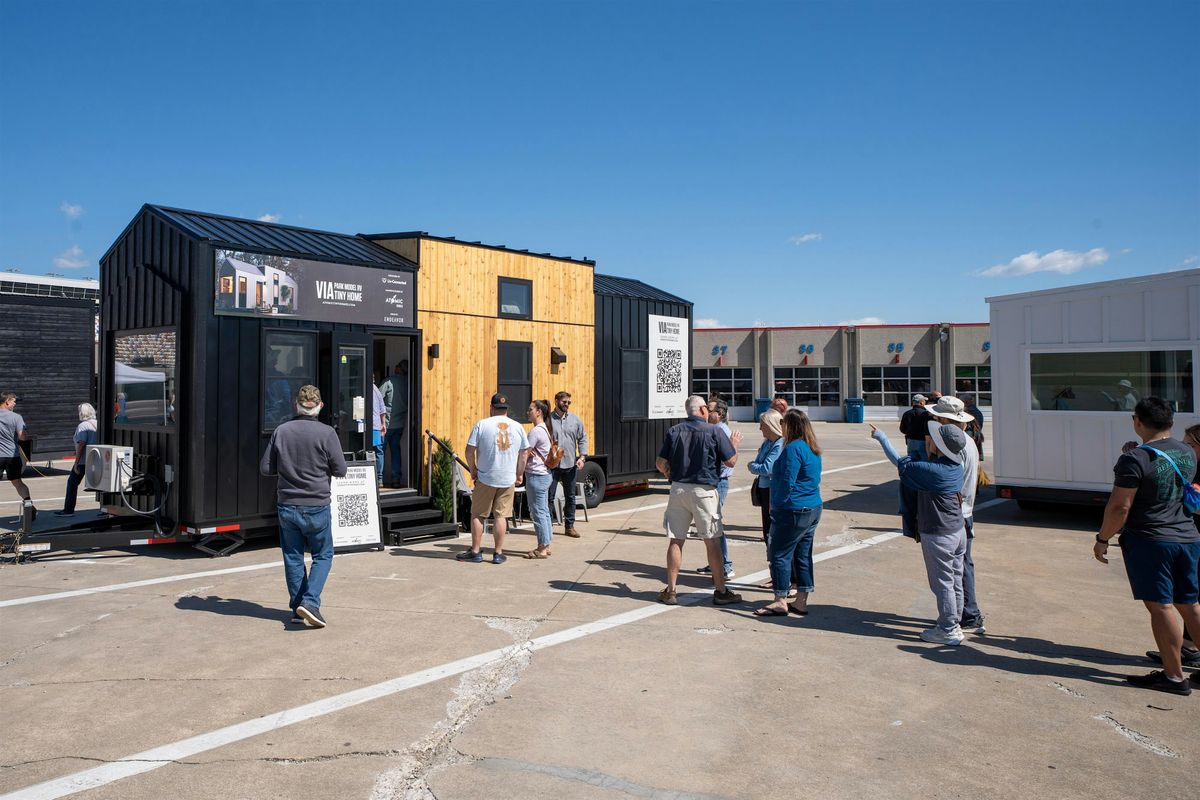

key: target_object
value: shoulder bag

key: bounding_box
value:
[1140,445,1200,514]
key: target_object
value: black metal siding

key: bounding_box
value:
[593,291,693,482]
[0,296,95,454]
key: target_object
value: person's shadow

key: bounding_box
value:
[175,595,300,627]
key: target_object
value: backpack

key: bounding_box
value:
[533,423,565,469]
[1140,445,1200,515]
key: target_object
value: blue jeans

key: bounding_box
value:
[962,518,983,621]
[63,464,84,513]
[906,439,927,461]
[526,471,553,547]
[548,465,578,527]
[278,503,334,612]
[384,427,405,485]
[716,478,733,572]
[769,506,822,598]
[372,430,385,482]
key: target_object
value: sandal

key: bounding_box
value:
[523,550,550,559]
[753,605,789,617]
[787,604,809,617]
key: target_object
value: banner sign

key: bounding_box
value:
[214,249,413,327]
[330,462,383,550]
[648,314,689,419]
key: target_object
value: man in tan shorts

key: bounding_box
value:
[655,395,743,606]
[460,393,530,564]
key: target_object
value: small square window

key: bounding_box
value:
[498,277,532,319]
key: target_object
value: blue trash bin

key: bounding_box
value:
[844,397,865,423]
[754,398,771,418]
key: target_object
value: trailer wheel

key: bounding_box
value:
[580,461,606,508]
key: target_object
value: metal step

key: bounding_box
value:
[382,508,445,530]
[390,522,459,545]
[378,493,433,511]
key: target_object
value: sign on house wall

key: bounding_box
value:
[214,249,413,327]
[649,314,689,419]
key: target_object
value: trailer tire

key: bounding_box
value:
[580,461,606,508]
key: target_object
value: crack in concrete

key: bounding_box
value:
[474,756,737,800]
[1093,713,1180,758]
[1050,681,1086,698]
[368,615,540,800]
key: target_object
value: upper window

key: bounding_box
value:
[114,329,177,427]
[498,340,532,422]
[621,349,649,419]
[498,277,532,319]
[1030,350,1193,412]
[775,367,841,407]
[692,367,753,408]
[955,365,992,408]
[861,365,932,406]
[263,330,317,431]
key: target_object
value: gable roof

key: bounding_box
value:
[105,205,418,270]
[593,273,691,306]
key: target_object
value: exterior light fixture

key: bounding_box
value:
[427,343,440,359]
[550,347,567,365]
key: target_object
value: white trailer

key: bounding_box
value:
[986,268,1200,508]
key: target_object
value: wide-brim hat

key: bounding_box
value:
[925,395,975,424]
[926,421,967,464]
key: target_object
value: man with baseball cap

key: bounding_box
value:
[460,392,529,564]
[926,396,986,635]
[260,385,347,628]
[871,416,969,645]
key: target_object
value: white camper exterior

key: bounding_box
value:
[987,269,1200,507]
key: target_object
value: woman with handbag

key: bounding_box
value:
[522,399,560,559]
[747,409,784,552]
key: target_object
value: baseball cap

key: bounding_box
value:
[296,385,322,409]
[490,392,509,410]
[912,394,927,404]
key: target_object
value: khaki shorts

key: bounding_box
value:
[472,482,515,519]
[663,483,721,539]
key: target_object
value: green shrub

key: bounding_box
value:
[430,438,456,523]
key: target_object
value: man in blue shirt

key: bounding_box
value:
[655,395,741,606]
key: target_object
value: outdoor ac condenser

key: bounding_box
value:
[84,445,135,492]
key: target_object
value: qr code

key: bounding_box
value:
[337,494,371,527]
[656,348,682,393]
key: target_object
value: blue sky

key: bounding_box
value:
[2,0,1197,326]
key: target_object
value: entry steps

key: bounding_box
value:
[379,489,458,545]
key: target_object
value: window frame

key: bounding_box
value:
[621,348,649,421]
[497,276,533,320]
[691,367,753,408]
[112,325,179,432]
[497,339,533,422]
[774,366,842,407]
[261,329,318,433]
[954,364,992,408]
[1026,346,1195,415]
[860,364,933,406]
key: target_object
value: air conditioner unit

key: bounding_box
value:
[84,445,135,492]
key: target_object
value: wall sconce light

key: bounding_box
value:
[938,326,950,343]
[550,347,567,365]
[427,343,440,359]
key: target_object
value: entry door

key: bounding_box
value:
[331,333,371,457]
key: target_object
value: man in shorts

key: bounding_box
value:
[655,395,741,606]
[460,393,529,565]
[1094,396,1200,695]
[0,392,34,520]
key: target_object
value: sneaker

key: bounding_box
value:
[53,510,75,517]
[920,627,965,646]
[657,588,678,605]
[724,569,736,580]
[289,613,303,624]
[297,605,326,629]
[1146,648,1200,669]
[455,549,484,563]
[713,588,742,606]
[696,565,713,575]
[1126,670,1191,695]
[492,553,507,565]
[960,617,987,635]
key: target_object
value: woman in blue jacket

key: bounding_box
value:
[755,410,822,617]
[747,409,784,552]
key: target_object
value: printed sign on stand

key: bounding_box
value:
[330,461,382,551]
[648,314,689,419]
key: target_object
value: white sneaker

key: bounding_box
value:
[920,626,964,646]
[724,569,736,580]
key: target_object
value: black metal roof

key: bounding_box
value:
[593,273,692,306]
[106,205,418,269]
[362,231,594,266]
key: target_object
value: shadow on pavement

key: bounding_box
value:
[175,594,294,624]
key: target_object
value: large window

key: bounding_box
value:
[498,277,532,319]
[114,329,177,427]
[954,365,992,408]
[263,330,316,431]
[1030,350,1193,412]
[861,365,932,406]
[498,340,532,422]
[774,367,841,407]
[691,367,753,407]
[621,349,649,419]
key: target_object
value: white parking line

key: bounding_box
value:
[0,530,902,800]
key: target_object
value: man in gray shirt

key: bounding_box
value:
[0,391,34,520]
[260,385,347,629]
[380,360,409,487]
[548,390,589,538]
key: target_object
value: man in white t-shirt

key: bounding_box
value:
[926,395,986,634]
[459,393,530,564]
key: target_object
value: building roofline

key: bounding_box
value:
[361,231,596,266]
[695,322,987,332]
[0,271,100,288]
[984,268,1200,304]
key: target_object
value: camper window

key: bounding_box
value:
[497,277,532,320]
[263,330,316,431]
[114,328,177,428]
[622,349,649,419]
[1030,350,1193,413]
